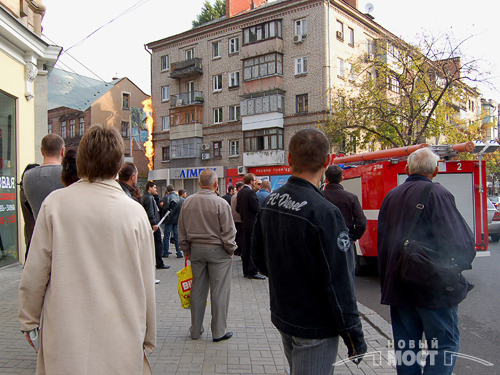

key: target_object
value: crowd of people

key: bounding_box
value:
[16,126,475,375]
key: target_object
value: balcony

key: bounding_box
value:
[243,149,286,167]
[170,91,204,107]
[240,92,285,117]
[169,105,203,140]
[240,38,283,59]
[170,58,203,78]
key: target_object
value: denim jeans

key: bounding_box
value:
[163,223,181,257]
[279,330,339,375]
[390,305,460,375]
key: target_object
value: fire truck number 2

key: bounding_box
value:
[457,162,462,171]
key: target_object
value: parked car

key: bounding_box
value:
[487,199,500,242]
[488,196,500,210]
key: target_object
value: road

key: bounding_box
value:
[354,241,500,375]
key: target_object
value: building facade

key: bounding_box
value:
[1,1,61,266]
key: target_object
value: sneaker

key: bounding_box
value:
[155,279,160,284]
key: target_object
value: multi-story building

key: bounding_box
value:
[481,98,499,142]
[47,68,151,180]
[1,1,61,266]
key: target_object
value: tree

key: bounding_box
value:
[192,0,226,28]
[321,33,489,152]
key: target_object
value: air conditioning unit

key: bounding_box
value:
[237,166,247,175]
[336,31,343,40]
[201,143,210,151]
[293,34,303,43]
[368,53,374,61]
[201,152,211,160]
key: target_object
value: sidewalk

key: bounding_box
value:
[0,251,396,374]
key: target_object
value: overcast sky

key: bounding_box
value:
[41,0,500,99]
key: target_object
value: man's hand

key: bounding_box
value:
[25,332,38,354]
[152,225,158,232]
[340,328,367,365]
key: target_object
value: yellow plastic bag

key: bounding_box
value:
[177,259,192,309]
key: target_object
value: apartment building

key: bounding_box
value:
[482,98,499,141]
[145,0,391,194]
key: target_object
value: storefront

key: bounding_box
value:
[226,165,291,192]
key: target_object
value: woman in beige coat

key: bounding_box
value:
[18,124,156,375]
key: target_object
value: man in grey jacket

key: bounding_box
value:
[178,169,237,342]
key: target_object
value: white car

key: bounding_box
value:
[487,199,500,242]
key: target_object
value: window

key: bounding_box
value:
[69,119,75,137]
[348,27,354,46]
[185,49,194,60]
[79,117,84,136]
[347,62,355,81]
[294,18,307,37]
[122,93,130,109]
[162,116,170,131]
[243,53,283,81]
[337,58,345,78]
[213,75,222,91]
[161,85,169,101]
[388,76,400,93]
[48,122,52,134]
[121,121,130,138]
[296,94,308,113]
[244,128,284,151]
[295,57,308,75]
[366,39,375,54]
[229,105,240,121]
[162,146,170,161]
[243,20,282,45]
[214,107,223,124]
[229,37,239,53]
[212,41,221,58]
[61,121,66,138]
[229,71,240,88]
[230,140,240,156]
[161,55,169,71]
[171,138,200,159]
[213,141,222,158]
[336,20,344,40]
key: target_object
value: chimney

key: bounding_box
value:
[342,0,358,9]
[226,0,268,18]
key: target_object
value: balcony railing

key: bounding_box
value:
[170,58,203,78]
[170,91,204,107]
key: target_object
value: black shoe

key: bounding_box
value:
[247,273,265,280]
[156,265,171,269]
[176,254,183,258]
[213,332,233,342]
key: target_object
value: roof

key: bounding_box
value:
[47,67,118,111]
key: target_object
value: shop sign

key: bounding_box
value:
[250,166,291,175]
[171,166,224,179]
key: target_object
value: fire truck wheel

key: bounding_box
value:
[491,235,500,242]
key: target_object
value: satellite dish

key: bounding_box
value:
[365,3,374,14]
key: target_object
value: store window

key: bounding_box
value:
[0,90,18,266]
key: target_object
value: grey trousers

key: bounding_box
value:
[190,246,233,340]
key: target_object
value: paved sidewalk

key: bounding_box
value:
[0,252,396,374]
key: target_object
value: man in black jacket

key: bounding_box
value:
[160,185,183,258]
[378,147,475,374]
[252,128,366,374]
[142,181,169,270]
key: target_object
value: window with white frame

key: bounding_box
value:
[336,20,344,40]
[213,141,222,158]
[185,49,194,60]
[295,18,307,37]
[229,37,239,53]
[366,39,375,54]
[229,105,240,121]
[214,107,223,123]
[243,53,283,81]
[161,55,169,71]
[61,121,66,138]
[337,58,345,78]
[121,121,130,138]
[212,41,221,58]
[162,116,170,131]
[348,27,354,46]
[229,140,239,156]
[295,57,308,75]
[244,128,283,151]
[48,122,52,134]
[161,85,169,101]
[229,71,240,88]
[171,138,200,159]
[79,117,84,136]
[296,94,308,113]
[347,62,355,81]
[213,75,222,91]
[243,20,282,45]
[69,119,75,137]
[388,76,400,93]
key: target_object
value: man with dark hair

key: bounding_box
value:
[179,189,187,200]
[231,182,244,256]
[118,162,140,203]
[222,185,235,205]
[323,164,367,273]
[378,147,475,374]
[23,134,65,219]
[252,128,367,374]
[236,173,265,280]
[256,180,271,205]
[142,181,170,270]
[160,185,182,258]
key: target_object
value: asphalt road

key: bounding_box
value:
[354,241,500,375]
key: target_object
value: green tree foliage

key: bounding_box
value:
[321,33,487,151]
[192,0,226,28]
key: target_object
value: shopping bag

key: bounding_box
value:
[177,259,192,309]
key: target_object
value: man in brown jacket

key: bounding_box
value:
[178,169,237,342]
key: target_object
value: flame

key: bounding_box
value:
[142,98,154,171]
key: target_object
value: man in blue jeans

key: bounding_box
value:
[160,185,183,258]
[378,147,476,375]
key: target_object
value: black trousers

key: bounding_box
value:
[240,230,257,276]
[234,222,243,256]
[154,229,164,268]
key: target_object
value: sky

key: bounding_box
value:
[41,0,500,99]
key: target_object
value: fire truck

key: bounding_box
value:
[331,141,498,275]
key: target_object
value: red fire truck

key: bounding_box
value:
[332,142,496,275]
